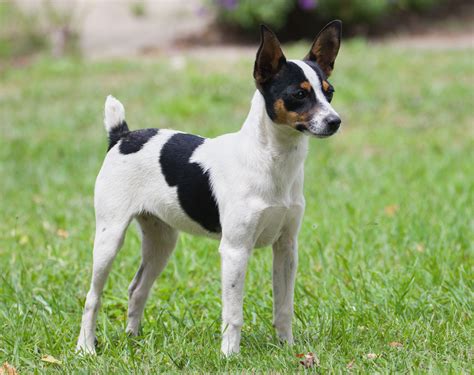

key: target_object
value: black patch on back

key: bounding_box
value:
[258,61,318,121]
[160,133,221,233]
[119,128,159,154]
[108,121,129,151]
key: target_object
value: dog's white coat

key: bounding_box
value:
[77,60,340,356]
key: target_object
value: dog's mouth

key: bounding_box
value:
[313,133,335,138]
[295,123,338,138]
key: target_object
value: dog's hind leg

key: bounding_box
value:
[126,214,178,336]
[76,215,131,354]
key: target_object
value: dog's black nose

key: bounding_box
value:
[326,115,341,132]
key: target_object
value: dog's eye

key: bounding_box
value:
[325,90,334,103]
[293,90,308,100]
[324,86,334,103]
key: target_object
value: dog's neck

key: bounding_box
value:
[241,90,309,161]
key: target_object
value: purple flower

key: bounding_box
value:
[298,0,317,11]
[196,5,209,17]
[219,0,238,10]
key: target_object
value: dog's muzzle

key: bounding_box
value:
[296,114,342,138]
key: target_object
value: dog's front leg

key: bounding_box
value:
[219,239,251,356]
[272,231,298,344]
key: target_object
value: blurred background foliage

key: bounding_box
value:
[0,1,48,59]
[0,0,79,61]
[0,0,471,61]
[213,0,466,39]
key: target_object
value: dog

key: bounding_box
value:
[77,20,342,356]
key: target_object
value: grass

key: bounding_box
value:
[0,40,473,373]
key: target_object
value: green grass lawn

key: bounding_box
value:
[0,41,473,373]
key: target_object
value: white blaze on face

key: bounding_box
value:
[290,60,340,134]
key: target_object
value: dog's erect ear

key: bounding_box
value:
[254,25,286,85]
[305,20,342,77]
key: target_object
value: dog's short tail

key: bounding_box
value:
[104,95,129,150]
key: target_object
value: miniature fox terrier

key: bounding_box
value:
[77,21,342,356]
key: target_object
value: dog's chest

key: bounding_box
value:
[253,205,293,248]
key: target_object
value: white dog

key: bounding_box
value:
[77,21,342,356]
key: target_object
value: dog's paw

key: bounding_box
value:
[76,345,96,356]
[125,327,139,337]
[276,330,294,345]
[220,338,241,357]
[221,325,241,357]
[221,345,240,357]
[76,338,97,355]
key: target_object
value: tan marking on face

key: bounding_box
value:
[322,80,330,92]
[274,99,312,128]
[300,81,311,91]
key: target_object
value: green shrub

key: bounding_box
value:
[216,0,294,30]
[315,0,392,24]
[0,0,80,60]
[213,0,449,33]
[398,0,443,11]
[0,1,48,59]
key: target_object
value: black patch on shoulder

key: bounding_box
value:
[108,121,129,151]
[119,128,159,154]
[160,133,221,233]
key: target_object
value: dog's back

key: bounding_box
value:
[98,96,221,237]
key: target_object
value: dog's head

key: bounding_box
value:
[254,21,342,138]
